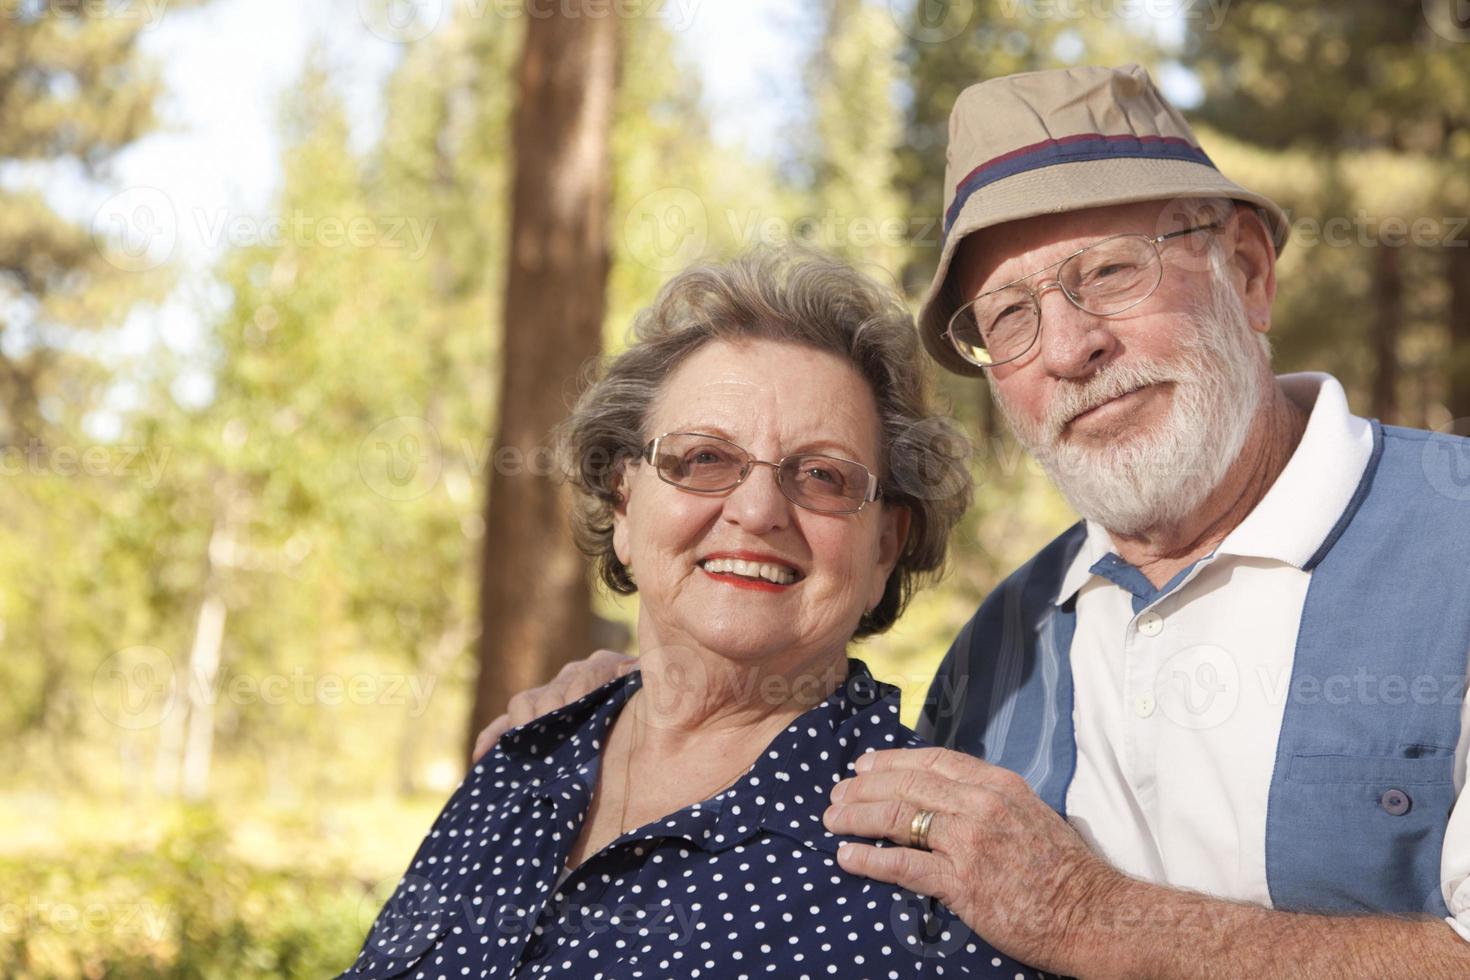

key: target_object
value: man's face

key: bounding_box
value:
[951,199,1276,535]
[954,200,1226,444]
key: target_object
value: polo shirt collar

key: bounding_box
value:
[1215,373,1374,567]
[1053,372,1375,604]
[1056,519,1115,605]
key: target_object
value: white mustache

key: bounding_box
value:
[1043,363,1181,441]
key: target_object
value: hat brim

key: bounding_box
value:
[917,157,1290,377]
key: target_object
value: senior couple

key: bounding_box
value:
[343,65,1470,978]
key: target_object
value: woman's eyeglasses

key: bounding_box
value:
[641,432,881,515]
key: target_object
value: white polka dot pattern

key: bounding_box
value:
[337,659,1059,980]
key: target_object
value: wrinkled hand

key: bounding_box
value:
[471,649,637,761]
[822,747,1123,975]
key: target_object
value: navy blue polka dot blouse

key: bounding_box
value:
[339,658,1056,979]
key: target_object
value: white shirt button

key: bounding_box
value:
[1137,610,1164,636]
[1134,692,1156,718]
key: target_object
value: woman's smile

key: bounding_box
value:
[697,550,805,591]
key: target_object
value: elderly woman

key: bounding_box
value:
[339,249,1053,979]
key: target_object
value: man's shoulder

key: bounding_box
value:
[926,521,1085,687]
[1378,420,1470,459]
[1379,420,1470,443]
[973,520,1088,619]
[1361,421,1470,517]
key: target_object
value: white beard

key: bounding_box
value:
[995,268,1271,536]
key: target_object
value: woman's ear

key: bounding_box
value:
[869,503,911,611]
[611,466,633,567]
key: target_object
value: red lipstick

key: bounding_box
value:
[697,550,803,592]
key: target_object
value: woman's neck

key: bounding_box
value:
[625,635,850,761]
[566,638,848,852]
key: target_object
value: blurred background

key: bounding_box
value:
[3,0,1468,975]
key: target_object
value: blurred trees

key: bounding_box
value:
[803,0,907,277]
[5,0,1462,806]
[0,0,210,780]
[1187,0,1470,424]
[0,0,205,445]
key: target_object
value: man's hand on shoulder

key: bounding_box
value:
[472,649,637,761]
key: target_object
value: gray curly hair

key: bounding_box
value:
[558,247,973,638]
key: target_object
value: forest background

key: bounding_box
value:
[4,0,1469,975]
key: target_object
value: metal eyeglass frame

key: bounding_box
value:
[944,218,1225,369]
[641,432,882,515]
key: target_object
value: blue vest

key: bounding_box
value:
[918,421,1470,916]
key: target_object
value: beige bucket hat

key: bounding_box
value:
[917,63,1290,377]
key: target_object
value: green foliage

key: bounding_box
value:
[0,804,375,978]
[0,0,209,442]
[893,1,1159,294]
[1188,0,1470,422]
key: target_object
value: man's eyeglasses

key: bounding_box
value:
[641,432,881,515]
[944,219,1224,369]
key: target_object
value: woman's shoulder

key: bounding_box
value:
[826,656,934,755]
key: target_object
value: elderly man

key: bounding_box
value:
[475,66,1470,977]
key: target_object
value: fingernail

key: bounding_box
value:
[854,752,874,772]
[831,781,847,801]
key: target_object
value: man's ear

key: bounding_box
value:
[1229,205,1278,336]
[869,503,912,612]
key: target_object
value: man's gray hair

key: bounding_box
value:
[558,246,973,638]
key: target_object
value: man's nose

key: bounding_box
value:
[1036,284,1119,380]
[722,461,792,532]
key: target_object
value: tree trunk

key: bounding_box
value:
[1447,243,1470,425]
[180,591,227,800]
[468,9,619,762]
[1370,243,1403,423]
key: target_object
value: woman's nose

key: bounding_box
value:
[721,461,792,532]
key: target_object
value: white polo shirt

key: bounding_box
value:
[1056,372,1470,938]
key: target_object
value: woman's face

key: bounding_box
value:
[612,338,908,667]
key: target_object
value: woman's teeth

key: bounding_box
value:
[700,557,798,585]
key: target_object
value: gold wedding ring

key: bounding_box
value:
[909,808,936,851]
